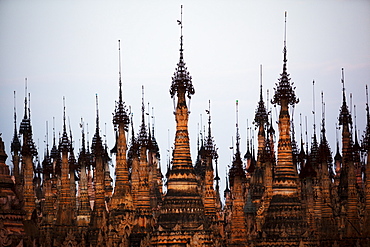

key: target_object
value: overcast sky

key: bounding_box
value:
[1,0,369,194]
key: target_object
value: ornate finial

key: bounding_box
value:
[204,100,217,159]
[271,12,298,107]
[91,94,104,156]
[113,40,130,130]
[338,68,352,126]
[59,97,70,152]
[138,86,148,146]
[170,4,194,101]
[254,65,268,128]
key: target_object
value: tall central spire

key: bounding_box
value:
[156,7,210,238]
[258,13,308,246]
[271,12,299,195]
[169,4,195,171]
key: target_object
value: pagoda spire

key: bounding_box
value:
[259,13,308,246]
[154,8,213,246]
[11,91,21,155]
[89,94,108,245]
[338,68,352,160]
[229,100,245,187]
[77,119,91,226]
[319,92,333,170]
[227,99,247,245]
[138,85,148,147]
[270,11,299,195]
[310,80,319,170]
[20,78,37,220]
[254,64,268,158]
[168,4,194,171]
[204,100,217,160]
[11,91,21,194]
[111,40,133,211]
[56,97,73,226]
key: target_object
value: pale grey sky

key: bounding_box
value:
[1,0,369,193]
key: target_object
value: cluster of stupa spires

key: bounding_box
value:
[0,8,369,247]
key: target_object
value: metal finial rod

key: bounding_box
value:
[284,11,287,48]
[236,100,240,148]
[341,68,345,92]
[350,93,353,114]
[305,116,308,153]
[46,121,49,152]
[118,40,122,102]
[312,80,316,134]
[321,91,325,120]
[366,85,369,122]
[13,91,17,127]
[96,94,99,130]
[206,100,212,138]
[260,64,263,101]
[267,89,270,113]
[68,116,73,146]
[24,78,28,118]
[53,117,56,145]
[63,96,66,132]
[299,113,303,142]
[141,85,145,123]
[28,92,31,119]
[246,119,250,150]
[354,104,357,131]
[180,5,183,37]
[152,106,155,135]
[260,64,263,89]
[80,118,85,151]
[86,122,90,151]
[200,113,203,141]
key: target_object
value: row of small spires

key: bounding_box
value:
[10,76,370,177]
